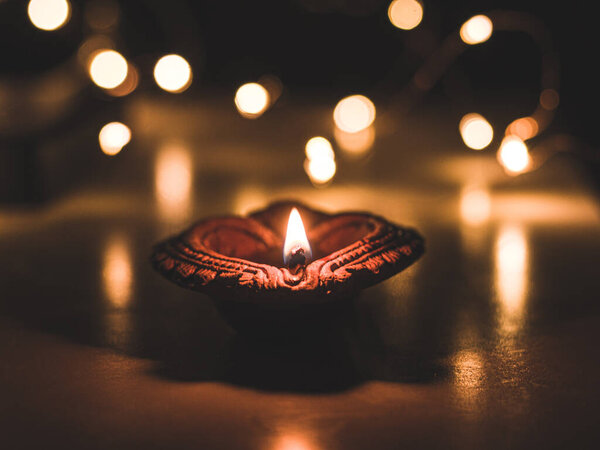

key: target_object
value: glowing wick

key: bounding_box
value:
[283,208,312,270]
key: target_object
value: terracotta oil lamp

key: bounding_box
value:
[151,201,424,336]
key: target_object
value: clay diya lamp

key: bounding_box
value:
[151,201,425,336]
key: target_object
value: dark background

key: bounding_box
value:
[1,0,597,144]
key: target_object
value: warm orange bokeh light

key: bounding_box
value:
[153,54,192,93]
[305,137,334,161]
[459,113,494,150]
[102,235,132,308]
[98,122,131,155]
[388,0,423,31]
[304,157,336,185]
[28,0,70,31]
[498,136,530,174]
[333,95,376,133]
[460,15,493,45]
[304,137,336,185]
[235,83,270,118]
[506,117,539,141]
[89,50,128,89]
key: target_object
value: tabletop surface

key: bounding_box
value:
[1,96,599,449]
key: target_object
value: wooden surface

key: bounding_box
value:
[1,97,599,449]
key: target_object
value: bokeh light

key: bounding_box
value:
[28,0,70,31]
[459,113,494,150]
[460,15,493,45]
[506,117,539,141]
[305,137,334,161]
[105,63,139,97]
[334,126,375,156]
[498,136,530,174]
[99,122,131,156]
[235,83,270,118]
[305,156,336,185]
[388,0,423,31]
[153,54,193,93]
[333,95,376,133]
[102,235,132,308]
[304,136,336,185]
[89,50,128,89]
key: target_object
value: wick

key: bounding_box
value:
[287,245,307,275]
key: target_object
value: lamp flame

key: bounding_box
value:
[283,208,312,267]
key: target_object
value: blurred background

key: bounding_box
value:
[0,0,598,204]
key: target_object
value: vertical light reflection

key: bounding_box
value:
[155,142,193,222]
[102,234,133,308]
[494,224,529,335]
[102,234,134,352]
[452,350,484,409]
[459,185,491,260]
[460,185,491,226]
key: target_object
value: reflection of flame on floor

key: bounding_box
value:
[102,234,133,308]
[102,233,135,352]
[155,142,193,222]
[452,349,484,413]
[460,185,491,226]
[494,224,528,335]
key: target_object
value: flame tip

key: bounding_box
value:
[283,207,312,266]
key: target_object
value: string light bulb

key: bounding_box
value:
[460,15,493,45]
[89,50,128,89]
[234,83,270,118]
[333,95,376,133]
[459,113,494,150]
[498,136,530,174]
[305,137,334,161]
[27,0,71,31]
[153,54,192,93]
[99,122,131,156]
[304,137,336,185]
[388,0,423,31]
